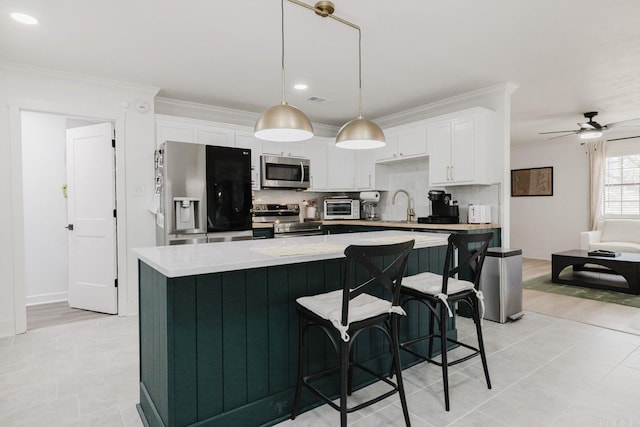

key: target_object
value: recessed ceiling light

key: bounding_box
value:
[10,12,39,25]
[294,83,308,90]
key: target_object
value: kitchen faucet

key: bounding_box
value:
[392,189,415,222]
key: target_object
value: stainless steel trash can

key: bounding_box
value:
[480,248,524,323]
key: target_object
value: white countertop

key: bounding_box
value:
[133,230,449,278]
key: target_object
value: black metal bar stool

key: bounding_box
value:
[399,232,493,411]
[291,240,414,427]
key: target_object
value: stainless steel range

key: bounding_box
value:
[252,203,323,238]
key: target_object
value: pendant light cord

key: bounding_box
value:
[358,27,363,118]
[281,0,286,105]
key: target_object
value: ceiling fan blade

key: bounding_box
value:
[606,135,640,142]
[539,130,577,134]
[547,133,577,140]
[579,122,596,130]
[606,118,640,129]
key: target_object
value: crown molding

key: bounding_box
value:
[374,82,519,129]
[0,62,160,96]
[154,97,339,138]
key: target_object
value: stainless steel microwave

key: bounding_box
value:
[260,155,310,189]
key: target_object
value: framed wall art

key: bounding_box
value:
[511,167,553,197]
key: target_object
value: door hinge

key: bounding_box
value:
[113,209,117,218]
[112,139,116,148]
[114,278,118,288]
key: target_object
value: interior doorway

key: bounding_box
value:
[21,111,118,330]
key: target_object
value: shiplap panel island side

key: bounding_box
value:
[133,230,452,427]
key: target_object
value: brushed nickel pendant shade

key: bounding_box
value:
[336,116,385,149]
[254,0,314,142]
[255,103,313,142]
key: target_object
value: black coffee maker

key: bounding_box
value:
[418,190,459,224]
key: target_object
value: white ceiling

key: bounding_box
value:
[2,0,640,144]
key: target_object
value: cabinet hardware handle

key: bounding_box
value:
[369,174,371,187]
[450,165,454,181]
[399,152,403,156]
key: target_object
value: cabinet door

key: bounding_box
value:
[374,132,398,162]
[236,132,263,190]
[355,149,375,190]
[428,120,452,185]
[197,126,234,147]
[156,120,195,146]
[397,127,427,159]
[327,144,355,190]
[306,138,328,190]
[450,117,475,183]
[262,140,306,158]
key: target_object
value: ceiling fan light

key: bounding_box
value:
[335,117,386,149]
[580,130,603,140]
[254,103,314,142]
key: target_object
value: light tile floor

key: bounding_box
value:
[2,309,640,426]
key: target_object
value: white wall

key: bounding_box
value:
[510,140,588,259]
[0,64,159,337]
[21,112,69,305]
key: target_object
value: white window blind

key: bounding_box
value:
[603,154,640,216]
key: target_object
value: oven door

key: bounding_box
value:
[261,156,310,189]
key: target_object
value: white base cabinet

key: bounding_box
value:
[427,107,494,186]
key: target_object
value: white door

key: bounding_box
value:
[66,123,117,314]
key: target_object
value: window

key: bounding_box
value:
[603,154,640,216]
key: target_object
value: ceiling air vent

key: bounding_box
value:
[307,96,329,103]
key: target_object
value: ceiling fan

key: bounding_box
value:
[539,111,640,142]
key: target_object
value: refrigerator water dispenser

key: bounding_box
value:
[174,197,200,231]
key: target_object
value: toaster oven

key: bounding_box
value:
[324,198,360,220]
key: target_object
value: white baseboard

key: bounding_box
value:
[0,319,14,338]
[26,291,68,307]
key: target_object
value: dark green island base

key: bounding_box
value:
[135,232,492,426]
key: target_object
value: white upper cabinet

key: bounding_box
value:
[261,140,307,158]
[427,107,494,186]
[196,125,234,147]
[374,131,398,162]
[327,143,356,190]
[355,149,389,191]
[375,125,428,163]
[156,119,195,146]
[305,138,329,191]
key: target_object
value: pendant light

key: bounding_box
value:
[335,28,385,149]
[254,0,314,142]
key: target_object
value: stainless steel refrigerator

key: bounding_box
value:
[155,141,253,245]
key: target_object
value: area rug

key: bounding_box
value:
[522,274,640,309]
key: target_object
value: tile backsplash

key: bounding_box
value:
[377,158,501,223]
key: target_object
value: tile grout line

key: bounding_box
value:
[446,320,587,425]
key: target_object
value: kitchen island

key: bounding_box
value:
[134,231,451,427]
